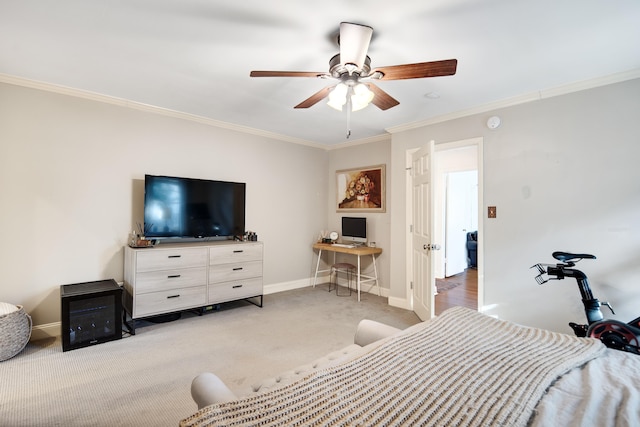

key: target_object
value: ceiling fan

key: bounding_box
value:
[250,22,458,112]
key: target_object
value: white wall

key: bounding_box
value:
[326,139,392,294]
[390,78,640,332]
[0,82,328,326]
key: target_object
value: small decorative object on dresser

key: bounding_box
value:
[123,241,263,334]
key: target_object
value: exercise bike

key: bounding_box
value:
[532,251,640,355]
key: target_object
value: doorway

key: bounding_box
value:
[442,170,478,277]
[408,138,483,319]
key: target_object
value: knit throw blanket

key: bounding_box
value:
[181,307,605,427]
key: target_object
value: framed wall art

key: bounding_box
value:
[336,164,385,213]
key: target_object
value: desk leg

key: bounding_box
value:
[313,249,323,287]
[371,254,380,296]
[357,254,362,302]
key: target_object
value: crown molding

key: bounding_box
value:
[386,68,640,135]
[0,73,327,150]
[4,69,638,149]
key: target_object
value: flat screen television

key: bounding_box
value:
[144,174,246,240]
[342,217,367,244]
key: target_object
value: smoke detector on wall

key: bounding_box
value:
[487,116,501,130]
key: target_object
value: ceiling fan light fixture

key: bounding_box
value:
[327,83,374,112]
[327,83,348,111]
[351,83,374,111]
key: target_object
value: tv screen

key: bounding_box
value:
[144,175,246,240]
[342,217,367,244]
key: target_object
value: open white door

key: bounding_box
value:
[411,141,438,321]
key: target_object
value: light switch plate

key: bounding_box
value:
[488,206,497,218]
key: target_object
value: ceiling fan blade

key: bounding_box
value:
[371,59,457,80]
[250,71,329,78]
[339,22,373,69]
[294,86,335,109]
[367,83,400,110]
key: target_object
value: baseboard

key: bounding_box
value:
[265,276,389,298]
[31,322,60,341]
[263,276,327,294]
[388,296,412,310]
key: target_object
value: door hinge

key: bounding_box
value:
[410,281,413,290]
[409,224,413,233]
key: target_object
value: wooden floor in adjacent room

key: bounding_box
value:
[435,268,478,316]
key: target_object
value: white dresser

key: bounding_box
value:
[208,243,263,305]
[124,241,263,332]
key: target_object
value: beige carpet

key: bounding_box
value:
[0,285,420,426]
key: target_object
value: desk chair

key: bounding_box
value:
[329,263,356,296]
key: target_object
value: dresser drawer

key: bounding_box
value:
[136,248,208,272]
[135,267,207,294]
[209,243,262,265]
[134,286,206,318]
[208,277,262,304]
[209,261,262,284]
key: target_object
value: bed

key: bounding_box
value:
[180,306,640,427]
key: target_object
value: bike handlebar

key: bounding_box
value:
[532,251,610,324]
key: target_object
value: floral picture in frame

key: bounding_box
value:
[336,164,385,212]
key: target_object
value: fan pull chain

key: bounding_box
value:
[346,90,352,139]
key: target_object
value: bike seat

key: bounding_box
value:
[552,251,596,262]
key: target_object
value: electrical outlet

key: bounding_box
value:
[488,206,497,218]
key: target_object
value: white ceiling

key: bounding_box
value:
[2,0,640,146]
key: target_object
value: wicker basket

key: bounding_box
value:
[0,305,32,362]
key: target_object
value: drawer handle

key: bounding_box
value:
[232,267,243,271]
[167,274,181,279]
[232,285,243,289]
[168,255,182,258]
[233,250,244,253]
[167,294,180,299]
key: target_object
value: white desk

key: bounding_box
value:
[312,243,382,301]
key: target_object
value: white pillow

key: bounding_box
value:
[0,302,19,316]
